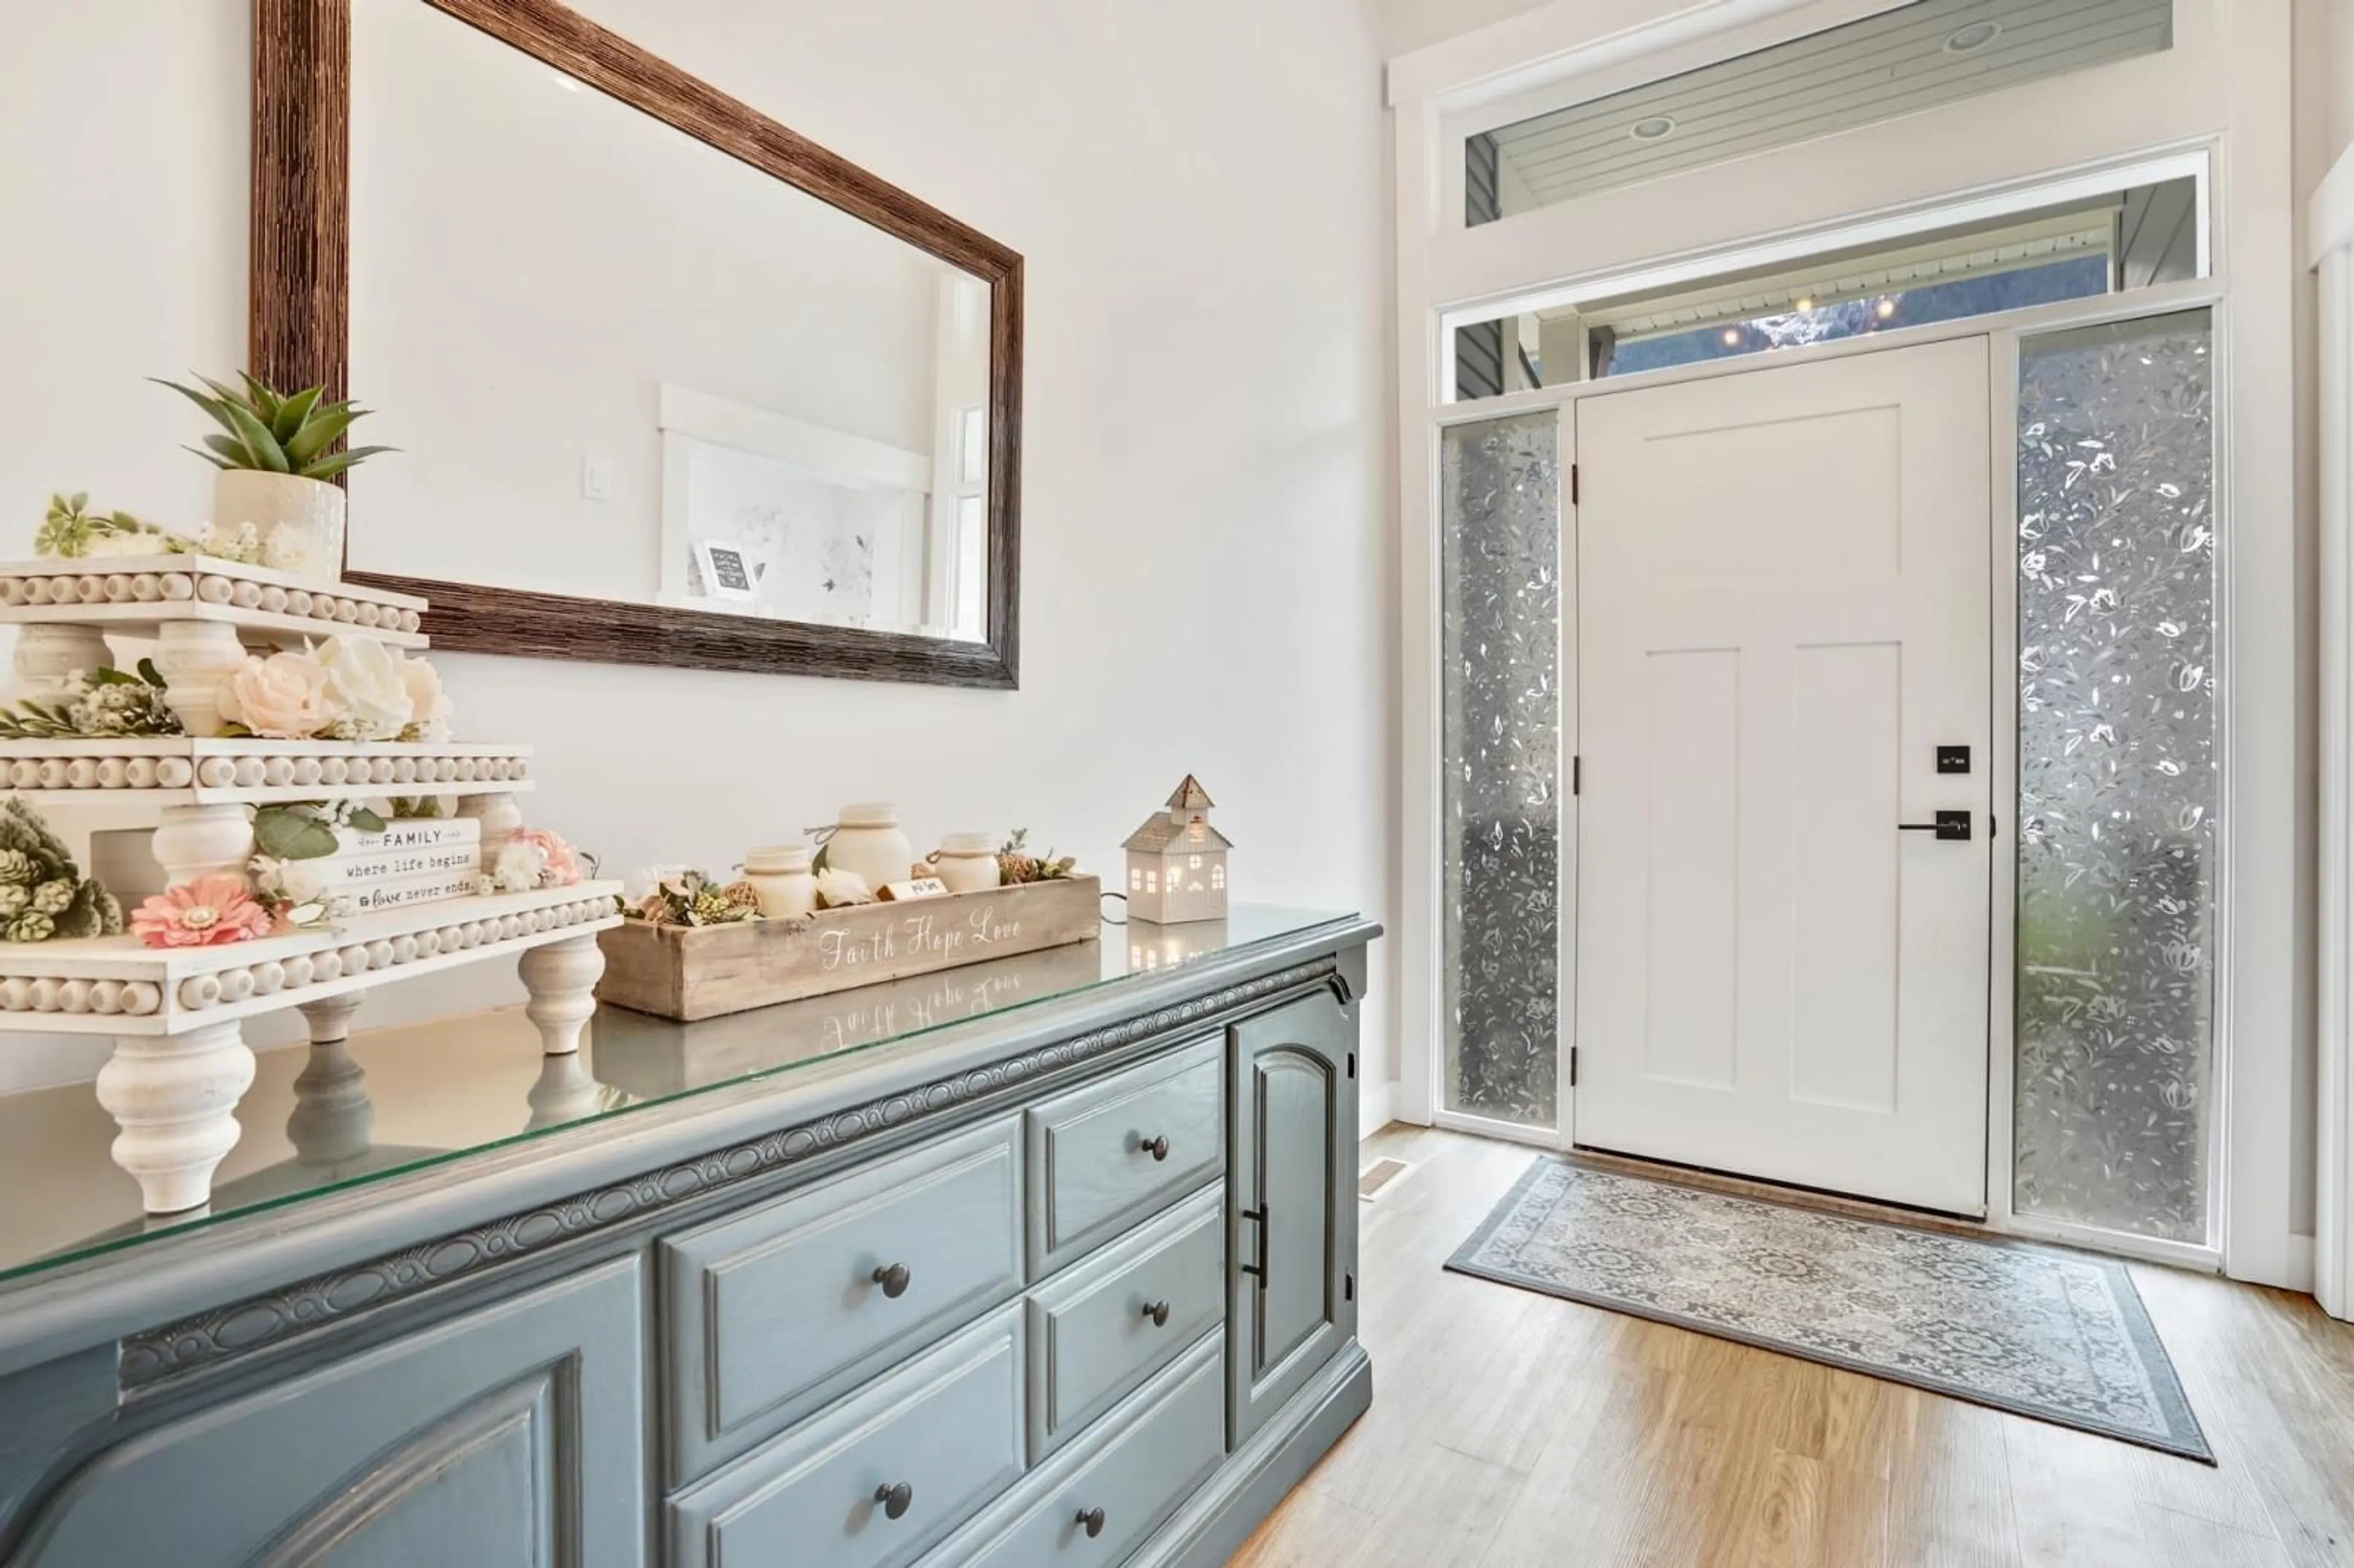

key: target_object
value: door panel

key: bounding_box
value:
[1575,336,1993,1214]
[1227,991,1357,1448]
[17,1258,645,1568]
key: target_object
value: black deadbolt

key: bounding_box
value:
[1937,745,1971,775]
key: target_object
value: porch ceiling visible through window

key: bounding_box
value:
[1474,0,2174,219]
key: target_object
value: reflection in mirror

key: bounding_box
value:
[348,1,994,641]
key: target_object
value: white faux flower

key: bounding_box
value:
[319,635,413,741]
[489,838,549,894]
[399,656,452,740]
[815,867,874,908]
[274,858,332,905]
[83,530,159,558]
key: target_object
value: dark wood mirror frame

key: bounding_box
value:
[250,0,1023,688]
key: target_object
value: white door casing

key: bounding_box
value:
[1574,335,1994,1214]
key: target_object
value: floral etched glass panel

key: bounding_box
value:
[2014,311,2215,1245]
[1440,413,1561,1128]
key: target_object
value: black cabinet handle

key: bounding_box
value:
[1075,1507,1107,1539]
[1138,1134,1170,1162]
[870,1262,911,1299]
[1140,1298,1171,1328]
[874,1481,913,1520]
[1238,1204,1268,1282]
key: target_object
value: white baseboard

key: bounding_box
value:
[1358,1079,1397,1140]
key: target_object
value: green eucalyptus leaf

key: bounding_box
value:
[254,810,339,861]
[136,658,166,687]
[88,667,138,685]
[346,805,387,834]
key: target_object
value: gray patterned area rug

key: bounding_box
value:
[1448,1159,2212,1463]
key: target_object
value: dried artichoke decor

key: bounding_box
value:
[0,799,123,942]
[629,870,761,927]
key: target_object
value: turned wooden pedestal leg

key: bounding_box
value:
[151,802,257,889]
[289,994,372,1166]
[11,623,112,699]
[459,791,525,865]
[94,1020,255,1214]
[152,621,246,738]
[519,934,602,1056]
[525,1052,604,1132]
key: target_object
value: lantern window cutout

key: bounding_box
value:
[1121,774,1232,924]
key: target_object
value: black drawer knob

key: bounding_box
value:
[875,1481,914,1520]
[1076,1506,1107,1539]
[1140,1298,1171,1328]
[870,1262,912,1299]
[1138,1134,1170,1162]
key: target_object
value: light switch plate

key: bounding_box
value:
[582,456,612,500]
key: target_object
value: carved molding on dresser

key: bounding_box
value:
[0,910,1377,1568]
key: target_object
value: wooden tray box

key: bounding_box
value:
[595,875,1102,1021]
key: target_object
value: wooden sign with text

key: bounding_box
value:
[595,875,1101,1021]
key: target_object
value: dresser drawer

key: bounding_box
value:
[924,1331,1225,1568]
[1026,1182,1225,1462]
[662,1114,1024,1486]
[1027,1038,1222,1276]
[669,1303,1026,1568]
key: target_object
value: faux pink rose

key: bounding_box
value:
[400,656,452,740]
[509,827,584,888]
[131,875,275,948]
[218,650,343,739]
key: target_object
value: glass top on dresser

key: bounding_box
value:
[0,906,1353,1284]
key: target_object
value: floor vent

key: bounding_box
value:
[1358,1157,1415,1201]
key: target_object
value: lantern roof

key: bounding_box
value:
[1123,813,1233,853]
[1165,775,1215,810]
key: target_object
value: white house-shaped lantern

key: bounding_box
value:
[1123,774,1230,924]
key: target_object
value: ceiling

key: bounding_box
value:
[1480,0,2174,217]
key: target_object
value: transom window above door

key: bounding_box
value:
[1449,175,2201,400]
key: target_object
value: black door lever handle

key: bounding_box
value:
[1897,810,1972,842]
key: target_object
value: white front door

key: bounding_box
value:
[1574,336,1993,1214]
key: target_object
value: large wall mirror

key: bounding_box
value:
[251,0,1022,687]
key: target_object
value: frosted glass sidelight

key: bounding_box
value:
[1439,413,1561,1128]
[2014,311,2217,1245]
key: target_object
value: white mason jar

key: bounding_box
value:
[742,841,817,919]
[213,470,346,587]
[825,804,914,894]
[932,832,1002,894]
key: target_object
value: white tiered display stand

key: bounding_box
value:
[0,554,621,1214]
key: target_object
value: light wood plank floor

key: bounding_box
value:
[1230,1126,2354,1568]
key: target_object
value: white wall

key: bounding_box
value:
[0,0,1401,1125]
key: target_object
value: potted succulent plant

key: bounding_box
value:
[158,373,392,586]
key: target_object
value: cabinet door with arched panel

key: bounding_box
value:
[1227,989,1358,1448]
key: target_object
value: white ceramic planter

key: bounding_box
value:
[212,470,346,587]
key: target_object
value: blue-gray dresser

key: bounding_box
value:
[0,908,1376,1567]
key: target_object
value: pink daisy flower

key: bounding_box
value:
[131,875,275,948]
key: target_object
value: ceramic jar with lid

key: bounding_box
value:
[931,832,1002,894]
[825,804,915,895]
[742,840,817,919]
